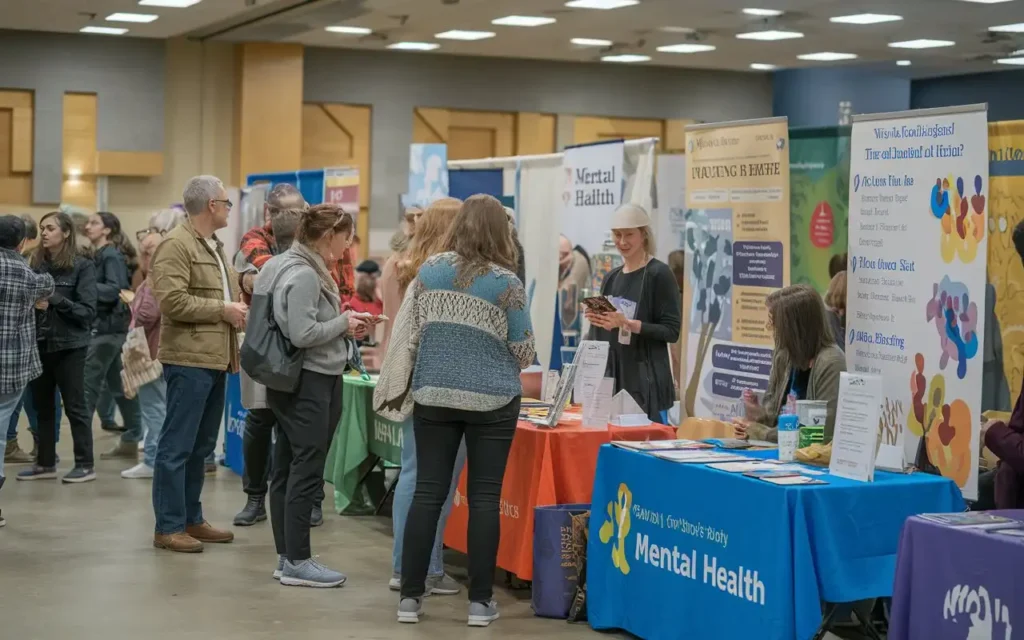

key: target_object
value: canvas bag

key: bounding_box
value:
[120,326,162,399]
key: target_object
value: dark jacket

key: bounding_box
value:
[92,244,132,335]
[35,255,97,353]
[985,371,1024,508]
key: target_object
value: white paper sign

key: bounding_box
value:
[583,377,615,429]
[829,373,883,482]
[561,141,625,256]
[573,340,610,405]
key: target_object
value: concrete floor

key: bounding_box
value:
[0,427,607,640]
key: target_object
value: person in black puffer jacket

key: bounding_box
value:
[82,212,144,466]
[17,212,97,483]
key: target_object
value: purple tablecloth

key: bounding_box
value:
[890,510,1024,639]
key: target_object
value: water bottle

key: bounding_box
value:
[777,414,800,462]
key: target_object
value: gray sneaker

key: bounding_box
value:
[389,573,401,591]
[426,573,461,596]
[273,555,285,580]
[397,597,422,624]
[468,600,499,627]
[61,467,96,484]
[279,558,346,588]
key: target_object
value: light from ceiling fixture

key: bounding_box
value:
[138,0,201,6]
[565,0,640,10]
[492,15,557,27]
[67,168,82,180]
[660,26,695,34]
[750,63,777,70]
[896,59,912,66]
[107,12,158,22]
[990,23,1024,33]
[960,0,1013,3]
[830,14,903,25]
[736,30,804,41]
[742,8,783,16]
[888,39,955,49]
[571,38,613,46]
[996,57,1024,64]
[388,42,441,51]
[435,30,496,41]
[80,26,129,35]
[797,51,858,61]
[325,26,372,35]
[601,53,651,62]
[657,43,716,53]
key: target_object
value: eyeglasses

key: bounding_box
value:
[136,228,167,242]
[212,199,234,209]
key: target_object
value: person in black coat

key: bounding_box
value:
[18,212,97,483]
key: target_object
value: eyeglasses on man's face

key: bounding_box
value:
[212,199,234,210]
[136,228,168,242]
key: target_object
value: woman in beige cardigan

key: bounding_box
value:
[734,284,846,443]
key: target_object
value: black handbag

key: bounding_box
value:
[240,291,303,392]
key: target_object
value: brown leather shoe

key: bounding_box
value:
[153,532,203,553]
[186,521,234,544]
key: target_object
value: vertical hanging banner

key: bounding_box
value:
[561,140,624,256]
[322,166,360,215]
[682,117,790,419]
[409,144,449,207]
[655,153,688,263]
[847,104,988,499]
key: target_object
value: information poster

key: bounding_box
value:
[408,144,449,207]
[655,153,688,263]
[789,127,851,293]
[322,166,359,215]
[682,117,790,419]
[847,104,988,499]
[562,140,624,256]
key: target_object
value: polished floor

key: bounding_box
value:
[0,427,604,640]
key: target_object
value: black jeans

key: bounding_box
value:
[243,407,326,505]
[267,370,341,562]
[32,347,93,468]
[400,398,520,602]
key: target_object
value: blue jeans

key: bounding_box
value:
[6,387,61,443]
[96,384,117,426]
[0,388,26,482]
[138,378,167,469]
[152,365,225,535]
[392,416,466,578]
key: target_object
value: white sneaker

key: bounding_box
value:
[121,463,154,479]
[137,442,144,452]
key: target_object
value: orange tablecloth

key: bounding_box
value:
[442,420,675,581]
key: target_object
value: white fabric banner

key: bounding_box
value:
[655,154,688,262]
[847,105,988,499]
[561,141,625,256]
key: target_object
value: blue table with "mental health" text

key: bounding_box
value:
[586,445,964,640]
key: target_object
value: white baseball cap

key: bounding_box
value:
[610,203,652,230]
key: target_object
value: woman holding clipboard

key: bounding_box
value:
[583,204,681,422]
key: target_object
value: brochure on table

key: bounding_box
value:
[829,372,883,482]
[846,104,988,499]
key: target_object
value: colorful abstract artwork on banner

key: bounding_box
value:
[847,106,989,499]
[789,127,851,293]
[682,118,791,420]
[408,144,449,207]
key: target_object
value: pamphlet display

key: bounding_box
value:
[829,373,883,482]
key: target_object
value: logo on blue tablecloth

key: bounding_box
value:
[598,483,633,575]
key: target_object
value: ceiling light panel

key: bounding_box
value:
[750,63,777,70]
[995,57,1024,65]
[657,43,716,53]
[325,26,372,35]
[896,60,912,66]
[571,38,613,46]
[81,26,129,35]
[736,30,804,41]
[107,13,158,22]
[742,8,783,16]
[990,23,1024,33]
[888,39,955,49]
[602,54,650,62]
[492,16,556,27]
[435,30,495,41]
[565,0,640,10]
[960,0,1013,3]
[798,52,858,61]
[830,14,903,25]
[138,0,201,6]
[388,42,440,51]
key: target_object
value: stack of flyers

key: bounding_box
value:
[918,512,1016,528]
[649,450,751,464]
[755,474,828,486]
[987,525,1024,538]
[613,439,713,452]
[706,460,790,474]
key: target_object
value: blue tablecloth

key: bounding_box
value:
[586,446,965,640]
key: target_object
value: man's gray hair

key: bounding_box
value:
[182,175,224,216]
[148,208,187,233]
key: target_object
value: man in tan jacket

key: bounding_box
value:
[150,175,248,553]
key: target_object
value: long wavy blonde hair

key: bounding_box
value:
[397,197,462,293]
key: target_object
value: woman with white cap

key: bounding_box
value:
[584,204,681,422]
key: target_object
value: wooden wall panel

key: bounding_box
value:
[412,108,517,160]
[412,107,448,144]
[516,112,556,156]
[0,89,34,206]
[96,151,164,177]
[62,92,97,208]
[0,109,32,206]
[234,43,303,181]
[573,116,666,150]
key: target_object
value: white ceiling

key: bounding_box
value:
[5,0,1024,76]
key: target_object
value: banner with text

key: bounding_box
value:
[682,118,790,419]
[655,153,688,263]
[322,166,359,215]
[847,105,988,499]
[562,140,625,256]
[790,127,851,293]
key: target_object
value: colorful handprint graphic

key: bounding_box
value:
[931,174,986,264]
[907,354,972,487]
[925,277,979,380]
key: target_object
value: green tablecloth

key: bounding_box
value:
[323,375,404,513]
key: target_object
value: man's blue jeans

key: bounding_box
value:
[152,365,225,535]
[6,387,61,444]
[391,416,466,578]
[138,378,167,469]
[0,388,26,483]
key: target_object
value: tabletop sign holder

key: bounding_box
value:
[544,363,578,428]
[582,377,615,428]
[829,373,883,482]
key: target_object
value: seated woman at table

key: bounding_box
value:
[983,382,1024,508]
[734,284,846,443]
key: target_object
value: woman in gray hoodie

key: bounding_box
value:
[252,204,373,588]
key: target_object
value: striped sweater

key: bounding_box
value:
[409,252,535,411]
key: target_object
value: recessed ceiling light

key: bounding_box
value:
[896,59,912,66]
[565,0,639,10]
[660,26,695,34]
[798,52,858,61]
[742,8,784,16]
[601,53,651,62]
[657,43,716,53]
[990,23,1024,33]
[830,14,902,25]
[996,57,1024,65]
[571,38,613,46]
[961,0,1013,3]
[388,42,440,51]
[80,26,129,35]
[325,25,372,35]
[750,63,777,70]
[492,15,556,27]
[435,30,496,41]
[107,12,158,22]
[736,30,804,41]
[889,39,955,49]
[138,0,201,6]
